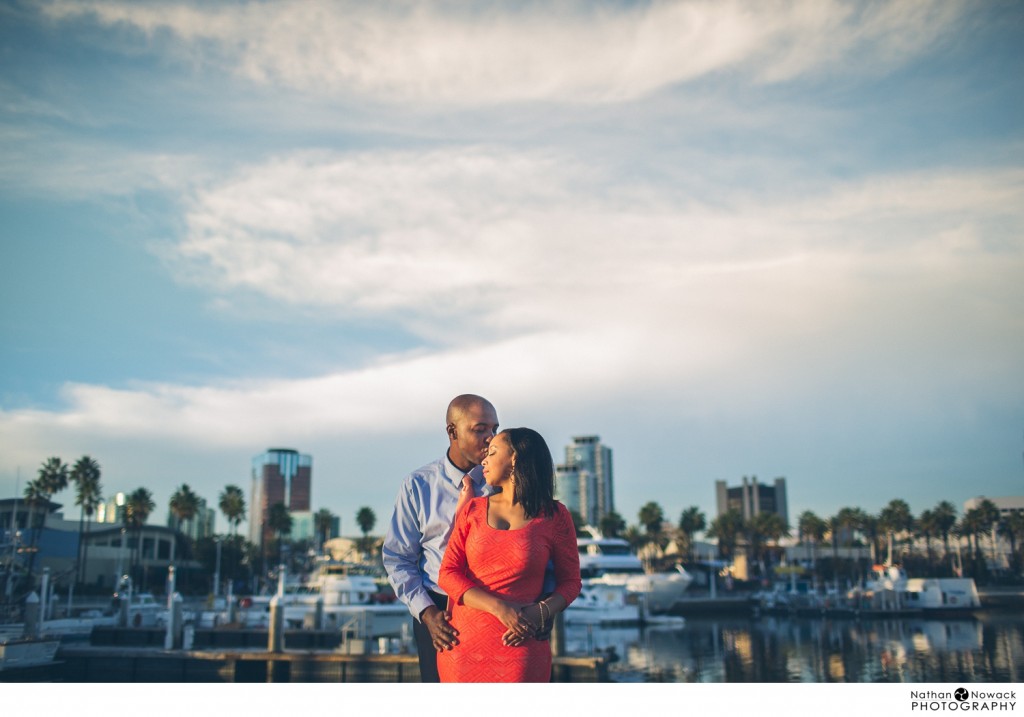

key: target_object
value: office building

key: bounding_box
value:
[250,448,312,546]
[715,476,789,526]
[555,436,614,526]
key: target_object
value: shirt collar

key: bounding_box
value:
[443,452,486,489]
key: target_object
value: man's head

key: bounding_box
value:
[446,394,499,471]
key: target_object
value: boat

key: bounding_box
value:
[564,581,641,626]
[576,530,693,613]
[851,564,980,615]
[213,561,410,641]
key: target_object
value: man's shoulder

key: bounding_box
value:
[401,455,448,487]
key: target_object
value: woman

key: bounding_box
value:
[437,427,582,682]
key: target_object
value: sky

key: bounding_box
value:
[1,0,1023,541]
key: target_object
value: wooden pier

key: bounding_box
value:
[48,643,609,683]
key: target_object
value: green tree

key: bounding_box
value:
[747,512,789,574]
[623,525,646,553]
[124,487,155,585]
[356,507,377,557]
[972,499,1001,566]
[707,510,745,561]
[70,455,103,586]
[999,511,1024,573]
[917,509,939,567]
[169,483,201,588]
[267,502,293,566]
[22,457,69,581]
[22,477,49,583]
[932,500,958,561]
[797,510,827,576]
[677,506,706,563]
[599,511,626,539]
[218,485,247,539]
[638,502,665,535]
[169,484,200,532]
[314,508,335,553]
[878,498,914,563]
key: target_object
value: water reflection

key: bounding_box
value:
[565,613,1024,682]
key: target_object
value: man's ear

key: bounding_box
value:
[446,423,457,439]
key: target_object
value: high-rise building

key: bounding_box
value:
[715,476,788,526]
[96,492,127,524]
[555,435,614,526]
[250,448,312,546]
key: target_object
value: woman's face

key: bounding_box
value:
[481,433,514,487]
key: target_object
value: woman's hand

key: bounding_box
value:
[500,602,542,646]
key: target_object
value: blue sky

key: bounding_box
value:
[1,0,1022,539]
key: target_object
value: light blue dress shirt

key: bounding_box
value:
[382,453,491,621]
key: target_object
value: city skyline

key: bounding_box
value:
[1,2,1022,538]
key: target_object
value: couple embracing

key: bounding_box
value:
[382,394,582,683]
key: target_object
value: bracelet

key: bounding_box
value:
[538,600,549,633]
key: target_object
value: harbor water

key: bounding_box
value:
[567,612,1024,682]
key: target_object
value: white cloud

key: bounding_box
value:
[6,148,1021,463]
[42,0,967,104]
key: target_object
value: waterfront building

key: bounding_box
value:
[555,436,614,525]
[715,475,789,526]
[249,448,312,547]
[964,495,1024,518]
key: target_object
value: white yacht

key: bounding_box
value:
[575,531,693,614]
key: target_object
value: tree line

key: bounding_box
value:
[3,455,381,596]
[571,496,1023,584]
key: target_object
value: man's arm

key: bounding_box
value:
[381,478,435,621]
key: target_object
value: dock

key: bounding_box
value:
[42,644,608,682]
[2,626,610,682]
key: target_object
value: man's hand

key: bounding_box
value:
[420,605,459,651]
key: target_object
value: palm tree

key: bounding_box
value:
[169,484,201,586]
[169,484,200,533]
[267,502,293,566]
[747,512,788,575]
[958,508,985,565]
[622,525,646,553]
[314,508,335,554]
[70,456,103,586]
[356,507,376,557]
[678,506,706,563]
[599,511,626,539]
[797,510,827,577]
[22,456,69,582]
[917,509,939,567]
[22,477,49,584]
[932,500,958,561]
[998,511,1024,573]
[124,488,155,584]
[707,510,744,561]
[972,499,1001,566]
[218,485,247,539]
[878,499,914,564]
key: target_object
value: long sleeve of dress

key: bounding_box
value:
[550,504,582,606]
[437,500,481,606]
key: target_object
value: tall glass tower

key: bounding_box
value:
[250,448,312,546]
[555,436,614,526]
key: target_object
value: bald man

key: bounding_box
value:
[382,394,500,682]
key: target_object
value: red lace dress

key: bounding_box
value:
[437,497,581,682]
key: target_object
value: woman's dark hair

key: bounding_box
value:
[502,427,556,519]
